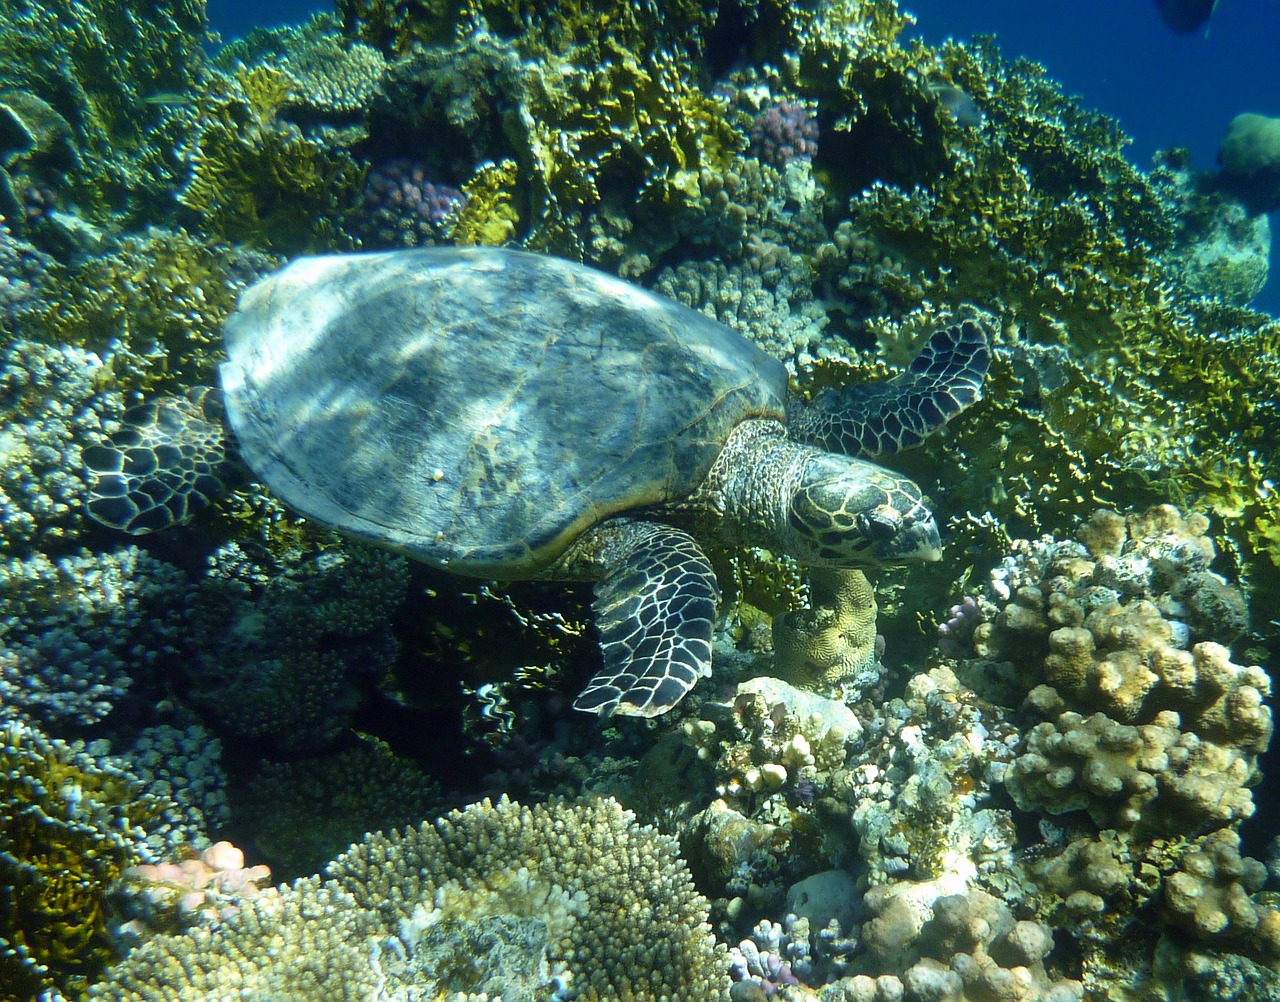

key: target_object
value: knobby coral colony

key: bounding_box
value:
[0,0,1277,999]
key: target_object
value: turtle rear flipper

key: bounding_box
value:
[572,521,718,718]
[83,386,228,534]
[790,319,990,458]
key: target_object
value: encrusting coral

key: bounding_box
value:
[90,796,731,1001]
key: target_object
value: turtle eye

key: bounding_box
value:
[857,508,900,542]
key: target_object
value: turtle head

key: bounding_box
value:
[785,451,942,567]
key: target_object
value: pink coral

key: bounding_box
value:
[748,102,819,169]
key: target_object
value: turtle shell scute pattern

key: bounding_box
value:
[219,248,790,576]
[83,387,228,534]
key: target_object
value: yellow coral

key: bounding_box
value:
[1,719,157,998]
[772,567,879,690]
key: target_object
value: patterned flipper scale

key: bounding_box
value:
[83,386,229,534]
[789,320,990,458]
[573,523,719,718]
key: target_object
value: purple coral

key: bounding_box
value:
[937,595,983,656]
[748,102,819,169]
[358,158,465,248]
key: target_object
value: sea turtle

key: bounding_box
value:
[84,247,989,718]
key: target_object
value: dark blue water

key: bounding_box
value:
[207,0,1280,313]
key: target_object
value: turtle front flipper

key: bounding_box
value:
[83,386,229,534]
[570,520,719,718]
[789,319,990,458]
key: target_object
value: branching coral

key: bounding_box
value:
[181,64,365,252]
[352,4,741,264]
[181,540,410,752]
[91,796,730,1001]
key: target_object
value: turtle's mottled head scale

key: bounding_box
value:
[785,451,941,567]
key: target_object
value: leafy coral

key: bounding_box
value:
[350,1,742,263]
[0,718,158,998]
[181,64,365,252]
[0,0,206,229]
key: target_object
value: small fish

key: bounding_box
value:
[1154,0,1219,34]
[928,82,983,128]
[142,91,193,107]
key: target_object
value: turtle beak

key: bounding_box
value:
[904,515,943,562]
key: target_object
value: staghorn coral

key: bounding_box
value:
[93,796,730,1001]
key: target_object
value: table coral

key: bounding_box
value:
[92,796,731,1001]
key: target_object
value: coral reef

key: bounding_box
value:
[0,1,1276,1000]
[181,541,410,752]
[91,796,731,1001]
[356,5,741,265]
[233,739,444,879]
[0,718,159,998]
[0,547,188,730]
[180,63,365,252]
